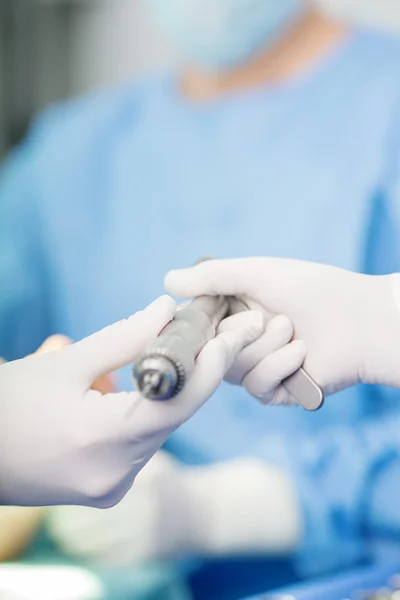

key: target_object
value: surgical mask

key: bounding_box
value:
[144,0,303,71]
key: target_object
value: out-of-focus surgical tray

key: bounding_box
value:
[244,563,400,600]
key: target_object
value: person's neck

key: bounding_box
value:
[181,10,349,102]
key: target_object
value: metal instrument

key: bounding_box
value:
[133,295,229,401]
[133,258,324,410]
[231,296,324,411]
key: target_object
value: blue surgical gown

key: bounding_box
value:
[1,29,400,577]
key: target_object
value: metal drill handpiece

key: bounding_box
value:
[188,295,229,327]
[133,295,230,400]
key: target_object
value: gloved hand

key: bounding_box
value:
[0,295,263,507]
[165,258,400,404]
[0,336,98,563]
[33,335,116,395]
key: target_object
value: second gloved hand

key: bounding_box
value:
[165,258,400,403]
[0,296,263,507]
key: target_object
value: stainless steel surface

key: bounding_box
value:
[133,295,230,401]
[229,296,324,411]
[135,356,178,401]
[283,367,324,411]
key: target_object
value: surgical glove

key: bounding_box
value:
[0,336,114,561]
[0,337,69,562]
[0,295,263,507]
[165,258,400,403]
[34,336,116,395]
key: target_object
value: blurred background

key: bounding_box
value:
[1,0,400,156]
[2,2,400,600]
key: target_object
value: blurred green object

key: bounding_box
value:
[16,528,192,600]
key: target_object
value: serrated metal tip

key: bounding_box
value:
[141,372,162,397]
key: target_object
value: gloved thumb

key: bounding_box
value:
[165,258,262,299]
[69,295,177,385]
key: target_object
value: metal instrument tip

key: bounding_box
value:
[141,372,162,398]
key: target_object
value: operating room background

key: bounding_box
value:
[1,0,400,158]
[1,2,400,599]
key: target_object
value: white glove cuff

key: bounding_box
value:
[360,274,400,387]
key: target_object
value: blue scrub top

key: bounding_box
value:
[1,28,400,577]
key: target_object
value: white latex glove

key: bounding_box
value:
[0,295,263,507]
[165,258,400,404]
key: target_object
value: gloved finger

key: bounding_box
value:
[217,310,266,345]
[242,340,306,405]
[70,295,177,385]
[220,315,294,385]
[253,385,298,407]
[174,310,265,422]
[115,311,265,436]
[165,258,265,298]
[85,312,265,452]
[36,338,117,394]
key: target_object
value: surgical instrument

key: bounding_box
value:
[132,294,230,401]
[133,259,324,410]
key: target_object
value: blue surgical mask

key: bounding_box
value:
[144,0,303,71]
